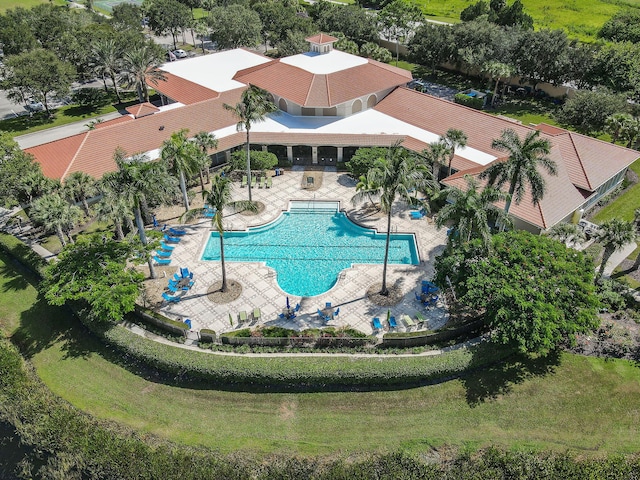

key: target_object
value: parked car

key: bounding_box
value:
[173,49,188,59]
[25,100,44,112]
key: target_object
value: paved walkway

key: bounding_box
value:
[601,241,638,277]
[151,167,450,337]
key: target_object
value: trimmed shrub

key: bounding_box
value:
[454,93,484,110]
[199,329,217,343]
[0,233,47,277]
[133,305,188,337]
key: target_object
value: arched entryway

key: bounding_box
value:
[317,146,338,166]
[292,145,312,165]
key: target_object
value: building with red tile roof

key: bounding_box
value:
[23,37,638,233]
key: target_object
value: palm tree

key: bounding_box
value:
[435,175,510,247]
[181,174,256,292]
[64,171,96,216]
[547,222,587,247]
[92,39,123,104]
[483,61,514,107]
[353,174,381,212]
[94,191,133,241]
[193,131,219,187]
[442,128,467,178]
[595,218,637,279]
[480,128,556,217]
[194,20,210,54]
[121,43,166,103]
[30,193,83,247]
[620,116,640,149]
[422,140,449,180]
[351,143,436,295]
[604,113,633,144]
[101,152,174,278]
[223,85,278,203]
[161,129,201,212]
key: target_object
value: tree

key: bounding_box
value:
[275,30,309,57]
[441,129,467,178]
[346,147,388,180]
[230,150,278,172]
[100,152,174,279]
[30,193,83,247]
[92,39,123,103]
[63,171,96,216]
[435,175,510,247]
[182,174,256,292]
[480,129,556,216]
[17,169,60,205]
[193,20,210,54]
[422,141,449,180]
[42,234,145,323]
[223,85,278,203]
[460,1,489,22]
[193,131,218,187]
[207,5,262,50]
[161,129,201,212]
[309,1,378,45]
[145,0,192,50]
[495,0,532,29]
[514,29,571,87]
[359,42,392,63]
[556,89,627,134]
[121,42,166,103]
[0,7,38,55]
[2,49,76,116]
[351,143,435,295]
[547,222,586,248]
[254,0,305,52]
[604,113,634,144]
[599,9,640,43]
[594,218,637,279]
[111,3,144,31]
[619,116,640,149]
[0,133,40,207]
[378,0,423,65]
[334,37,359,55]
[94,191,133,240]
[408,23,455,74]
[434,231,599,355]
[592,41,640,95]
[483,60,514,107]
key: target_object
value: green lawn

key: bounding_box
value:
[0,0,65,11]
[592,159,640,224]
[416,0,640,41]
[1,253,640,457]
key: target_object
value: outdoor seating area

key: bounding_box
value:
[162,268,195,302]
[410,208,427,220]
[279,298,300,319]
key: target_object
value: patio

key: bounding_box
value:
[145,166,449,337]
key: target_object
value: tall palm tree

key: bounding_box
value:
[422,140,449,180]
[121,43,166,103]
[352,143,436,295]
[604,113,633,145]
[483,61,514,107]
[181,174,256,292]
[595,218,636,279]
[101,152,174,278]
[193,131,219,187]
[442,128,467,178]
[63,171,96,216]
[223,85,278,203]
[94,191,133,240]
[435,175,510,248]
[92,39,123,104]
[161,129,201,212]
[480,128,556,217]
[30,193,83,247]
[353,174,381,212]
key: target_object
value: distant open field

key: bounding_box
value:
[419,0,640,41]
[0,0,65,11]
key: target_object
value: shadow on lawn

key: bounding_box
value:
[461,346,562,407]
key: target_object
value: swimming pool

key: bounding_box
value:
[201,201,419,297]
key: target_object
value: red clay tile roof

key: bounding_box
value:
[306,33,338,44]
[233,58,411,108]
[154,71,220,105]
[125,102,159,118]
[93,116,134,129]
[27,134,88,180]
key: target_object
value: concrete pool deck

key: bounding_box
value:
[150,166,449,337]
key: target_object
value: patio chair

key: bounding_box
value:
[333,307,340,317]
[180,267,191,278]
[241,175,247,187]
[203,206,216,218]
[153,256,172,265]
[238,310,248,324]
[253,308,262,322]
[181,280,195,291]
[156,249,172,258]
[266,177,272,188]
[184,319,192,329]
[401,314,415,329]
[372,317,382,332]
[160,241,175,251]
[251,176,257,188]
[162,292,181,303]
[172,273,182,282]
[410,210,425,220]
[259,177,266,188]
[325,302,332,308]
[388,316,397,330]
[278,313,286,319]
[294,303,300,312]
[415,312,427,328]
[169,227,186,236]
[163,234,181,243]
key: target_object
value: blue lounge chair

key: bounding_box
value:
[156,249,172,258]
[166,284,179,294]
[203,206,216,218]
[181,280,195,291]
[180,267,191,278]
[294,303,300,312]
[154,256,171,265]
[278,313,286,319]
[372,317,382,331]
[317,309,330,321]
[172,273,182,282]
[184,319,192,329]
[410,209,425,220]
[160,242,175,251]
[389,316,397,329]
[162,292,181,303]
[415,291,422,302]
[325,302,332,308]
[333,307,340,317]
[169,227,186,236]
[164,234,181,243]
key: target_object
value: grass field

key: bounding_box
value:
[1,253,640,457]
[418,0,640,41]
[0,0,66,11]
[592,159,640,224]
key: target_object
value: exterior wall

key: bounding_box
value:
[510,216,542,235]
[270,87,395,117]
[580,168,627,212]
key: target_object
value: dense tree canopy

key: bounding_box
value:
[599,9,640,43]
[0,133,40,207]
[556,89,628,134]
[208,5,262,50]
[43,234,145,323]
[435,231,600,355]
[230,150,278,172]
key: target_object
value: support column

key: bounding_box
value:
[337,147,343,163]
[261,145,268,152]
[286,146,293,164]
[312,146,318,164]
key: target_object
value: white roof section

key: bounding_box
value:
[160,49,271,93]
[280,50,368,75]
[212,110,496,166]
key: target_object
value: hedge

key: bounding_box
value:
[382,319,485,348]
[133,305,189,337]
[199,329,217,343]
[2,337,640,478]
[454,93,484,110]
[220,326,375,348]
[0,233,47,277]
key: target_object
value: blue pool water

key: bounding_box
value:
[201,203,419,297]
